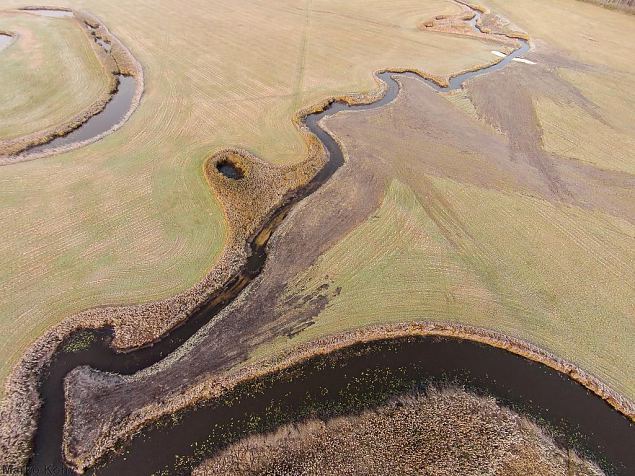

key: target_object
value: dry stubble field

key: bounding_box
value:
[0,0,500,395]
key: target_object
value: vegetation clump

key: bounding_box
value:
[62,330,95,353]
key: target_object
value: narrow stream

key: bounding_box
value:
[23,6,633,476]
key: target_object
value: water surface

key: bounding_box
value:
[24,75,136,156]
[217,161,244,179]
[93,337,634,475]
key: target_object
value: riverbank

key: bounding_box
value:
[80,327,632,474]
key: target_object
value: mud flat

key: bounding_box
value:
[0,8,143,162]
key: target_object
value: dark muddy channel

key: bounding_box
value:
[23,8,631,476]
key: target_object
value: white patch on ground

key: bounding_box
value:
[491,50,506,57]
[512,57,536,65]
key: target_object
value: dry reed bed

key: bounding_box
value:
[580,0,635,13]
[0,7,144,161]
[421,2,529,41]
[195,387,603,476]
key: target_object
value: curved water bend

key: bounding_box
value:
[22,8,591,476]
[97,337,635,475]
[5,10,140,160]
[24,75,137,156]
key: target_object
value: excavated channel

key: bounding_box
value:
[23,7,633,476]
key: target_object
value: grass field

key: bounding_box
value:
[0,0,503,395]
[0,10,110,140]
[244,0,635,400]
[273,176,634,397]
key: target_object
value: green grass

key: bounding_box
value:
[268,178,635,398]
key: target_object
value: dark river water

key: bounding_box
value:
[93,337,635,476]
